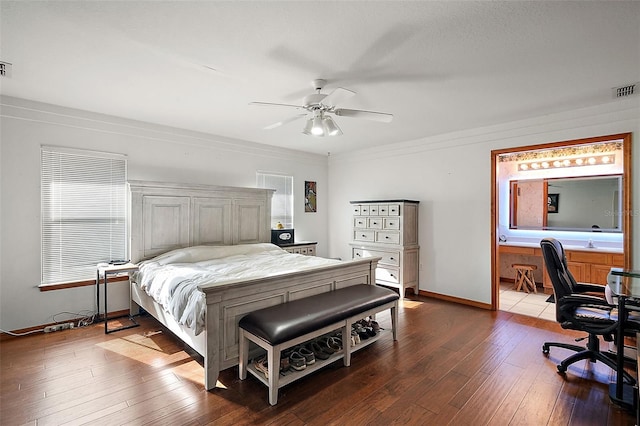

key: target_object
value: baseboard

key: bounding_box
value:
[0,309,130,341]
[418,290,492,310]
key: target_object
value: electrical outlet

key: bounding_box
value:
[44,322,74,333]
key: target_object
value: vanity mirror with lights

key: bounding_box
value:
[509,175,622,232]
[491,133,632,302]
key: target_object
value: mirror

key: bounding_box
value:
[509,175,622,232]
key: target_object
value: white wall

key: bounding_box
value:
[2,95,639,330]
[327,97,640,305]
[0,96,329,331]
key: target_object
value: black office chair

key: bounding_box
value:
[540,238,635,383]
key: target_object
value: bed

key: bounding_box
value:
[127,180,379,390]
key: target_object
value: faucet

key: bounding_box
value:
[586,239,595,248]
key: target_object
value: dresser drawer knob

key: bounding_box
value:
[390,257,395,261]
[385,236,390,239]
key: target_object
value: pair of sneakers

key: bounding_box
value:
[306,337,340,361]
[282,346,315,373]
[353,321,376,342]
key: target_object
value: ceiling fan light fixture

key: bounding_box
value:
[302,118,314,135]
[311,114,325,136]
[254,79,393,138]
[324,116,342,136]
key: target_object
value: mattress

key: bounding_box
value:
[132,243,340,335]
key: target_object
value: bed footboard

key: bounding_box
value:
[201,257,378,390]
[130,258,377,390]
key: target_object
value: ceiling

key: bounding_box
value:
[1,1,639,155]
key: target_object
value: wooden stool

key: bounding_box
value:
[512,264,537,293]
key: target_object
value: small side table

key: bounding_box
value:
[96,263,140,334]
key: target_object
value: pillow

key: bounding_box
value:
[150,243,284,265]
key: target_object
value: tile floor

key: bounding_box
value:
[499,281,556,321]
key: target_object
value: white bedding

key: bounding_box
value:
[133,243,341,335]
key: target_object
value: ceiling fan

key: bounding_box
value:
[249,79,393,137]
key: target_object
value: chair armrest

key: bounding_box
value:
[560,293,612,307]
[574,282,606,294]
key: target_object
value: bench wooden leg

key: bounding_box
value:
[391,302,398,341]
[267,346,279,405]
[343,323,352,367]
[238,329,248,380]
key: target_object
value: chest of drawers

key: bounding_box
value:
[349,200,419,297]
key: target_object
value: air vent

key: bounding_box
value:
[613,83,638,98]
[0,61,11,78]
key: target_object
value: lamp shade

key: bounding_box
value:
[311,115,325,136]
[323,116,342,136]
[302,112,343,137]
[302,118,314,135]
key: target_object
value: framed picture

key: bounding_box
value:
[547,193,559,213]
[305,181,316,212]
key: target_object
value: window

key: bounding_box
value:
[41,146,127,285]
[256,172,293,228]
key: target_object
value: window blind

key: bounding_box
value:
[41,147,127,285]
[256,172,294,228]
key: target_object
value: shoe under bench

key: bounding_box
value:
[238,284,399,405]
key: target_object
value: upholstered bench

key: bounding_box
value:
[238,284,399,405]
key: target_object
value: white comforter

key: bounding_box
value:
[133,243,341,335]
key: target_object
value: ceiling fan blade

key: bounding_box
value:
[321,87,356,107]
[249,102,305,111]
[263,114,307,130]
[334,108,393,123]
[264,114,307,130]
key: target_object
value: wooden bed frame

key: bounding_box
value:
[128,180,378,390]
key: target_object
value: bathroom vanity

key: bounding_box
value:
[499,243,624,294]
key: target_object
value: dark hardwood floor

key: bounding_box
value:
[0,295,635,425]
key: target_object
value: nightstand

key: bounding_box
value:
[278,241,317,256]
[96,262,140,334]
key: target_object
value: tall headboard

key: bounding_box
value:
[128,180,274,263]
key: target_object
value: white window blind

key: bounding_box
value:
[41,147,127,285]
[257,172,294,228]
